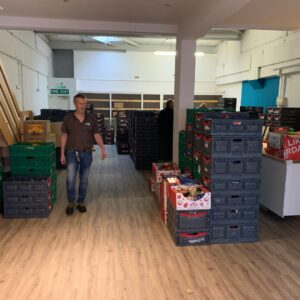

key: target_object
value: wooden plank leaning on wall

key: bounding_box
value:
[0,63,32,145]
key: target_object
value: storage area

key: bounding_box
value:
[0,6,300,298]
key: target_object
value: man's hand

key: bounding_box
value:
[60,153,67,165]
[101,151,107,160]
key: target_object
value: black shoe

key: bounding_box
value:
[76,204,87,213]
[66,203,75,215]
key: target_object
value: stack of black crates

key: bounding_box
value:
[196,112,263,243]
[130,111,159,169]
[3,143,57,218]
[265,107,300,130]
[86,103,94,114]
[116,111,129,154]
[93,112,105,136]
[240,106,265,120]
[103,126,115,144]
[34,109,71,122]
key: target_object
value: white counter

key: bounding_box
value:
[261,154,300,218]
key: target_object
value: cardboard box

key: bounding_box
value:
[169,185,211,211]
[24,120,51,135]
[267,132,300,160]
[24,133,57,146]
[154,182,160,203]
[50,122,63,146]
[160,176,180,225]
[152,162,181,183]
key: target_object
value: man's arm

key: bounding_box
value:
[94,133,107,160]
[60,133,68,165]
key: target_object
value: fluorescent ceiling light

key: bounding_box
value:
[154,51,176,56]
[195,52,204,57]
[92,36,123,44]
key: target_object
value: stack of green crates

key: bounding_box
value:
[178,131,185,171]
[183,154,193,174]
[9,142,57,204]
[192,161,201,180]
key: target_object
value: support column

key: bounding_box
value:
[173,38,196,163]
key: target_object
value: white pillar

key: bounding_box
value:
[173,38,196,163]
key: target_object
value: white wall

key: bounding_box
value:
[216,30,300,107]
[0,30,53,115]
[74,50,217,95]
[48,78,77,110]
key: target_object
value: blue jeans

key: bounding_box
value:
[66,151,93,204]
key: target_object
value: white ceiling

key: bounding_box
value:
[42,31,234,52]
[0,0,202,24]
[222,0,300,31]
[0,0,300,39]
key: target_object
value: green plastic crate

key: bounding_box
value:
[179,160,185,172]
[11,165,56,177]
[192,163,201,180]
[179,130,186,142]
[184,155,193,170]
[11,153,56,168]
[9,142,55,157]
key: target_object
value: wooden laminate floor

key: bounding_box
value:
[0,145,299,300]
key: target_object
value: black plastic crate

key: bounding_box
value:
[202,119,263,136]
[273,107,300,115]
[3,176,53,218]
[210,223,258,244]
[168,204,210,230]
[240,106,264,113]
[194,112,250,132]
[4,206,51,218]
[168,220,209,246]
[4,176,52,193]
[201,135,262,158]
[212,192,260,209]
[201,156,261,179]
[202,175,261,192]
[211,207,258,224]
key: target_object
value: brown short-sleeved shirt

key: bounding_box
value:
[61,112,100,151]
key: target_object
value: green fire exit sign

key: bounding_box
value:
[50,88,70,95]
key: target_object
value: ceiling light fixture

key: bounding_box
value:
[92,36,122,44]
[195,52,205,57]
[154,51,176,56]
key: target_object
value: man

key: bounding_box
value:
[158,99,174,161]
[61,93,107,215]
